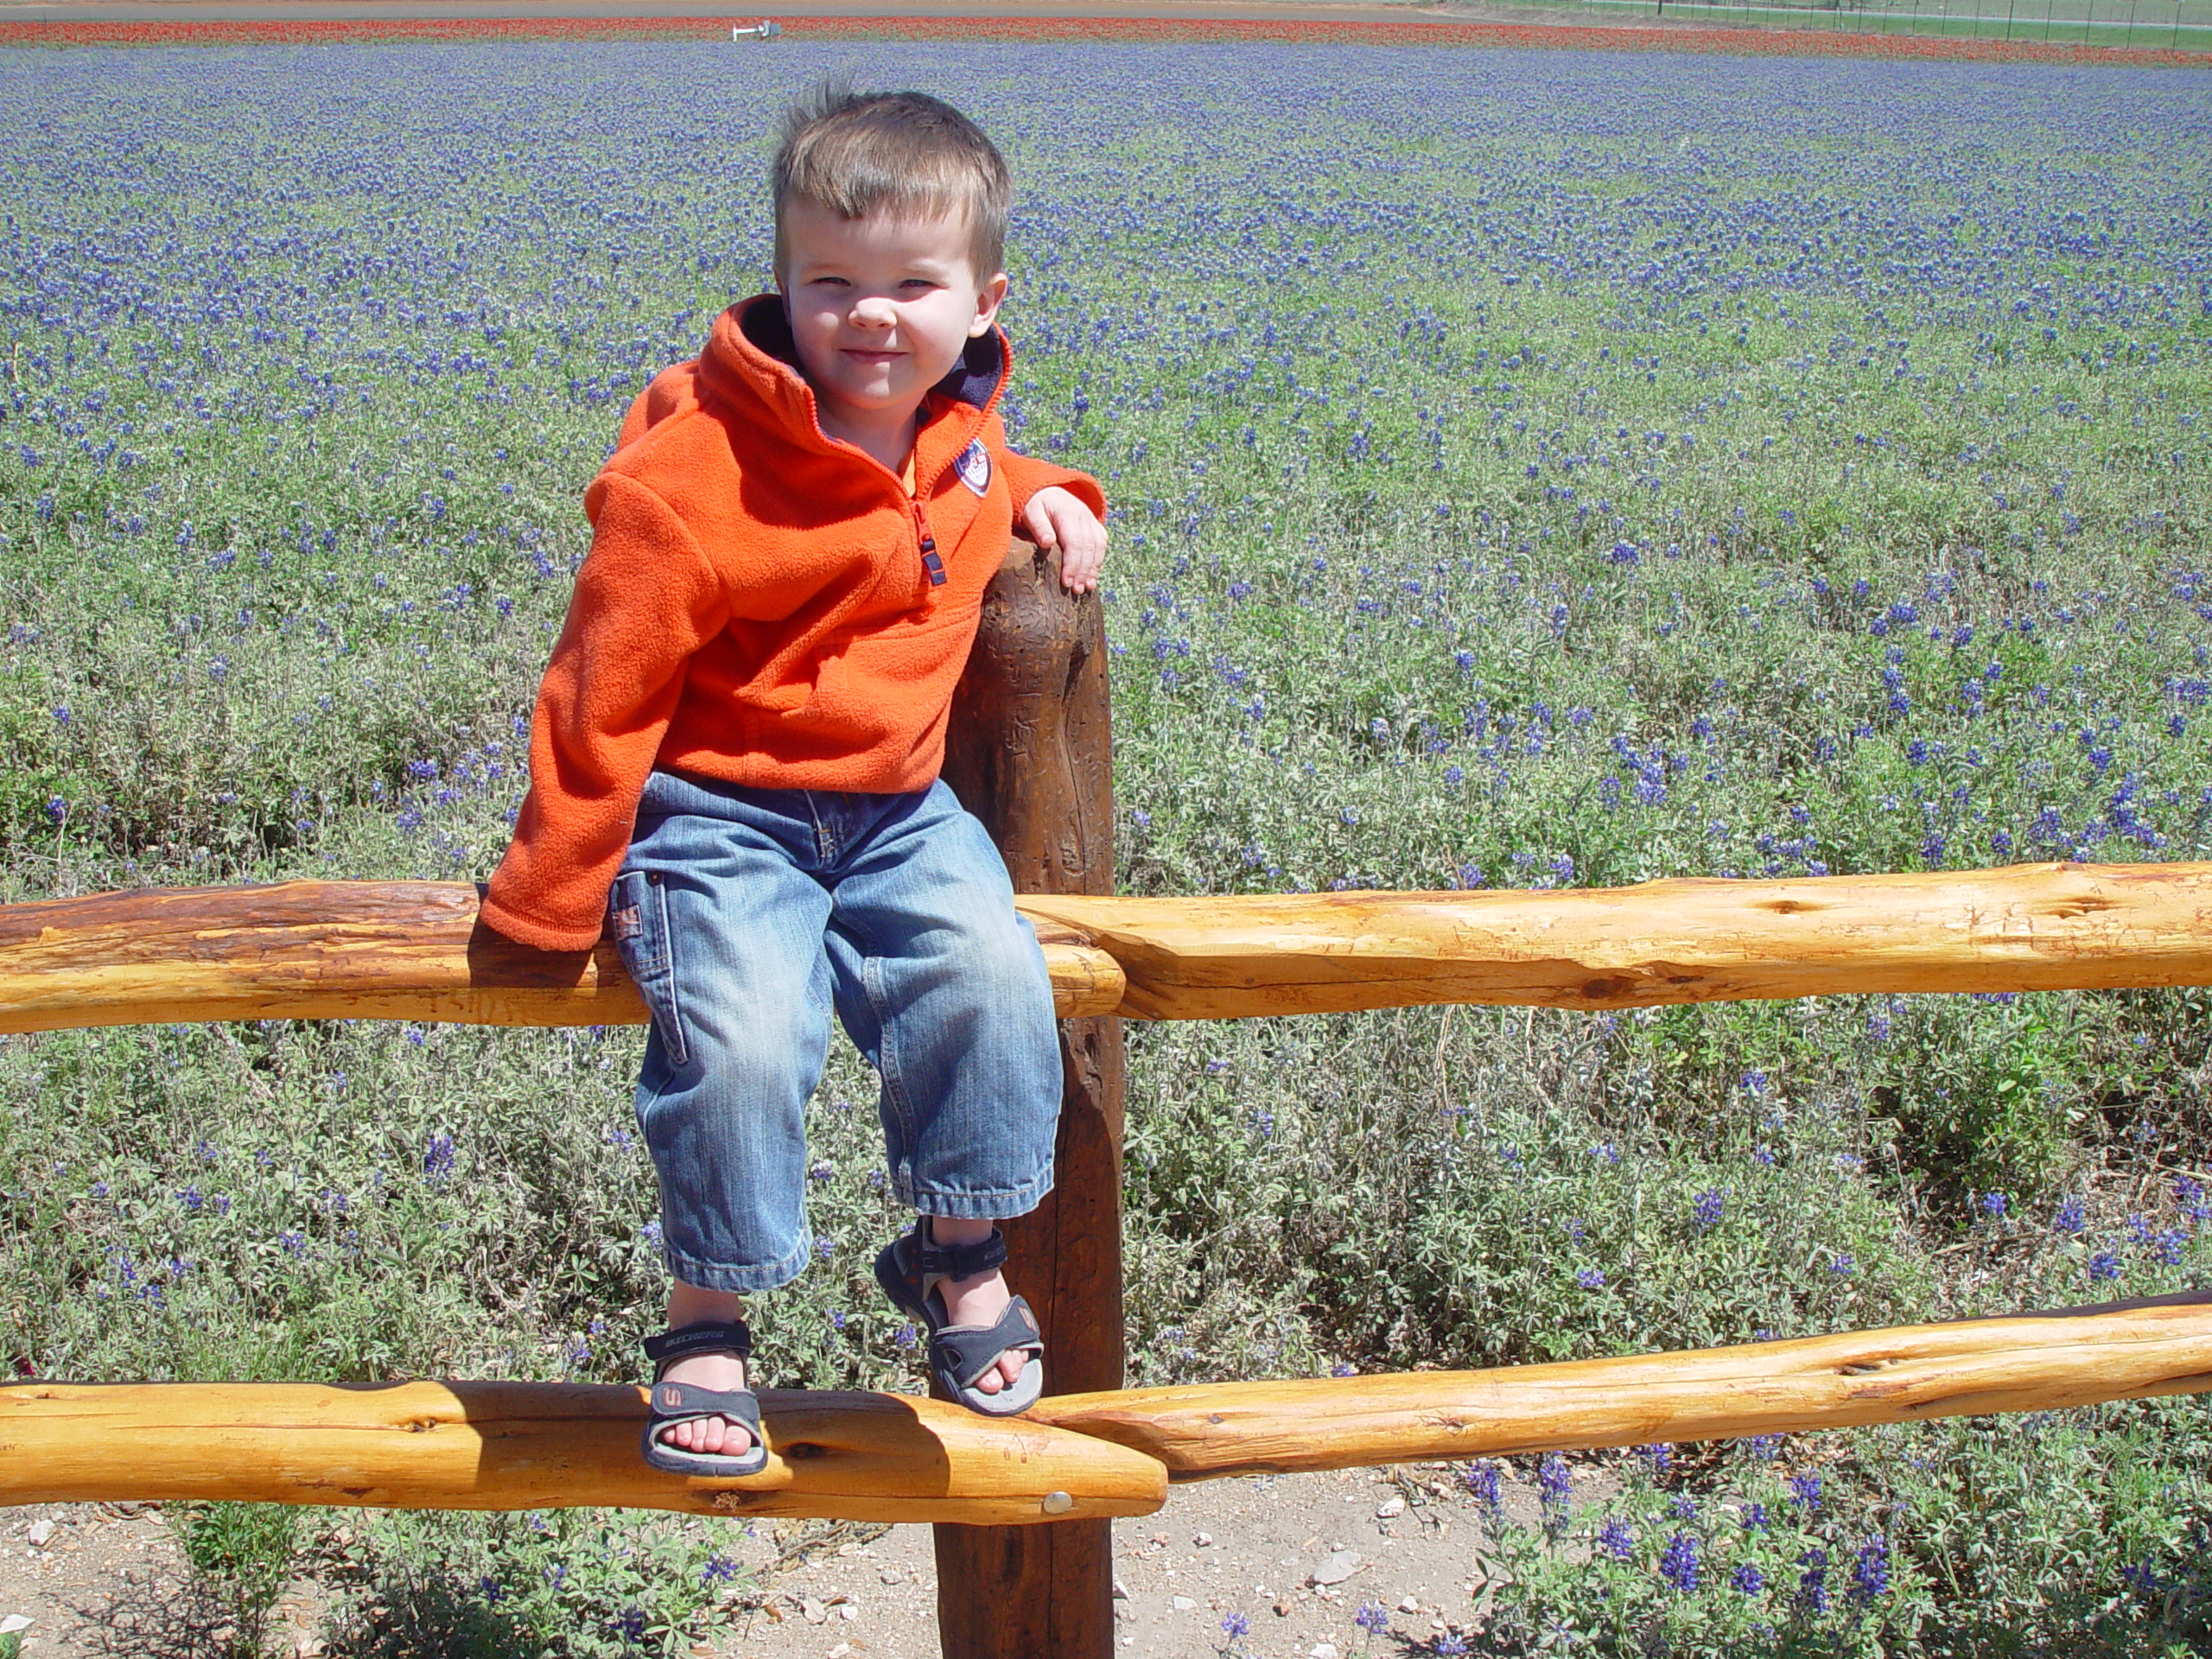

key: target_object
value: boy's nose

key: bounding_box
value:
[849,299,898,328]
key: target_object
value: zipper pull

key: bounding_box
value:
[919,532,945,588]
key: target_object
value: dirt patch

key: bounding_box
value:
[1,1463,1599,1656]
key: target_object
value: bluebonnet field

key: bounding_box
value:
[1,35,2209,1656]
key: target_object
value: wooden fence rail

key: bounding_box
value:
[4,1294,2205,1522]
[7,860,2212,1036]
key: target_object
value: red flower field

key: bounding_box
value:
[2,11,2207,67]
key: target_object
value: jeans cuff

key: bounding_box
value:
[663,1229,814,1295]
[894,1162,1054,1221]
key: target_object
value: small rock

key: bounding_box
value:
[1307,1548,1362,1586]
[1312,1646,1340,1659]
[24,1522,54,1547]
[1400,1596,1422,1613]
[1172,1595,1198,1611]
[0,1617,33,1636]
[879,1567,906,1586]
[1273,1599,1294,1618]
[801,1597,829,1624]
[1375,1497,1406,1520]
[1112,1579,1130,1600]
[1192,1531,1215,1548]
[829,1646,852,1658]
[838,1605,856,1621]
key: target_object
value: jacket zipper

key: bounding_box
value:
[913,494,945,588]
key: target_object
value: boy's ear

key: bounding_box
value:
[969,271,1010,338]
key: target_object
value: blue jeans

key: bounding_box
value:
[607,768,1062,1294]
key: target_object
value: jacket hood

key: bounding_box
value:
[696,293,1008,446]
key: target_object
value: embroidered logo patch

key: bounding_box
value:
[953,439,992,498]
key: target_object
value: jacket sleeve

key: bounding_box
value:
[480,473,731,951]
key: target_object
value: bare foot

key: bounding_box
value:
[926,1217,1027,1395]
[656,1282,756,1458]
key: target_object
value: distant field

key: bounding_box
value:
[6,7,2212,59]
[2,37,2209,1657]
[1571,0,2212,48]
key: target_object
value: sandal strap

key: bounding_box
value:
[643,1318,753,1371]
[911,1222,1007,1281]
[930,1294,1043,1392]
[647,1380,764,1433]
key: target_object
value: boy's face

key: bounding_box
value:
[778,198,1008,440]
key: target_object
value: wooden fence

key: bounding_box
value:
[3,543,2208,1659]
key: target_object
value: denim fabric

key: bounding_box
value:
[607,767,1061,1294]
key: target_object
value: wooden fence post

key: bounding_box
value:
[935,539,1125,1659]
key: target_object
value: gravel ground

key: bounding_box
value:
[0,1462,1586,1656]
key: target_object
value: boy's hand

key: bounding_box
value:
[1020,486,1107,595]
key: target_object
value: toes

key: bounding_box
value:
[999,1352,1026,1388]
[658,1417,751,1455]
[973,1366,1003,1394]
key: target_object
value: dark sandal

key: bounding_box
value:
[874,1219,1045,1415]
[639,1319,768,1478]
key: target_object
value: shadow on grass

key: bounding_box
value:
[315,1569,533,1659]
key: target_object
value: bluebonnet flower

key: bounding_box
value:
[2122,1560,2163,1595]
[1980,1190,2007,1219]
[1463,1461,1503,1521]
[1659,1532,1700,1592]
[1576,1267,1606,1289]
[2053,1196,2087,1234]
[701,1554,743,1583]
[1595,1517,1635,1560]
[1353,1601,1390,1633]
[1691,1189,1726,1230]
[423,1132,455,1179]
[1637,1443,1673,1479]
[2089,1250,2122,1281]
[1219,1611,1249,1642]
[1732,1562,1766,1596]
[1789,1471,1822,1514]
[2177,1176,2209,1224]
[1742,1502,1771,1530]
[1539,1453,1572,1516]
[1850,1534,1891,1603]
[1796,1548,1832,1613]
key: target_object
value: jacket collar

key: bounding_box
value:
[698,293,1008,450]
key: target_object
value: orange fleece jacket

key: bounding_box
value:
[479,296,1106,953]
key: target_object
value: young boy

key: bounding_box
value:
[479,86,1107,1475]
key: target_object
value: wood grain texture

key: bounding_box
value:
[0,879,1123,1031]
[1019,861,2212,1019]
[0,1380,1176,1530]
[10,864,2209,1033]
[0,1382,1167,1524]
[1027,1293,2212,1479]
[935,540,1126,1659]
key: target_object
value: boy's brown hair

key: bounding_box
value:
[772,86,1013,281]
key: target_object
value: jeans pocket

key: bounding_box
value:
[609,868,690,1068]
